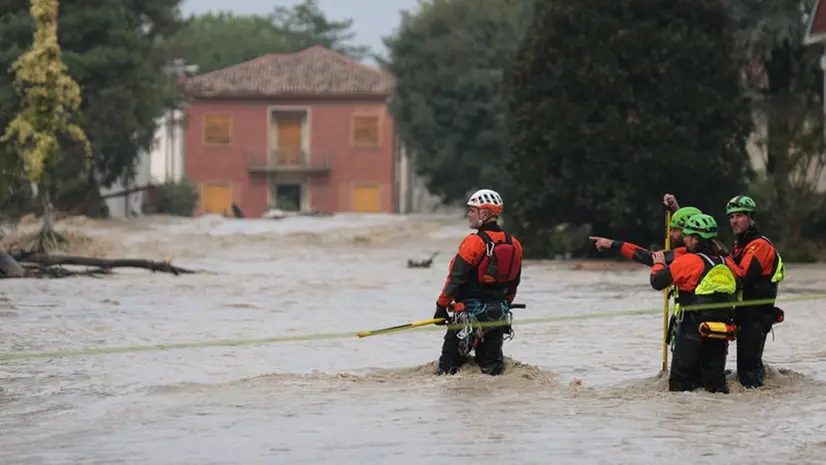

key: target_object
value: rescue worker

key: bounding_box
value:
[590,199,702,348]
[433,188,524,376]
[723,195,786,388]
[650,214,737,393]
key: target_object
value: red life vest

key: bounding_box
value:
[476,230,521,285]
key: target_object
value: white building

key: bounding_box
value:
[149,108,186,185]
[101,60,195,218]
[100,108,186,218]
[394,141,456,213]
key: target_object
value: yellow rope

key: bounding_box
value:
[2,292,822,361]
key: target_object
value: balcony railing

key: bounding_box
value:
[246,150,331,174]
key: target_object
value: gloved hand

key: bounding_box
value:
[434,305,451,325]
[772,306,785,324]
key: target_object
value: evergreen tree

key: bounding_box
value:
[0,0,183,218]
[163,0,372,75]
[1,0,91,251]
[383,0,533,204]
[503,0,753,257]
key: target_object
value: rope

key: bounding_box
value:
[2,292,824,361]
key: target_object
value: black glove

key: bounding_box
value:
[772,306,785,324]
[434,305,450,325]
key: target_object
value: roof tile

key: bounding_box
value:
[182,46,395,98]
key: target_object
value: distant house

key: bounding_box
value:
[180,45,400,217]
[805,0,826,45]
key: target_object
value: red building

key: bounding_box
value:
[805,0,826,45]
[180,46,398,217]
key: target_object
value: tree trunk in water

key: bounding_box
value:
[0,247,25,278]
[8,252,196,275]
[31,190,68,253]
[81,175,109,219]
[766,98,792,217]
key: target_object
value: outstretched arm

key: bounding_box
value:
[591,236,674,267]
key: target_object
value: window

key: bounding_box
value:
[203,114,231,145]
[352,114,380,148]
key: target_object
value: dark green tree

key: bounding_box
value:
[729,0,825,259]
[0,0,183,218]
[383,0,533,204]
[163,0,372,74]
[503,0,753,258]
[271,0,372,60]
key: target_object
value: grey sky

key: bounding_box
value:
[181,0,420,59]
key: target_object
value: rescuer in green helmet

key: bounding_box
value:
[650,214,737,393]
[590,198,705,350]
[723,195,786,388]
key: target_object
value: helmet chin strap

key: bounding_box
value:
[476,213,497,228]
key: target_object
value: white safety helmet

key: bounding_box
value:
[467,189,504,215]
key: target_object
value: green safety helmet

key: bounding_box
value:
[682,214,718,239]
[670,206,702,229]
[725,195,756,216]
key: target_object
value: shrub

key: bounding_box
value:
[155,178,198,217]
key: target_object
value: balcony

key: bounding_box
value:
[246,150,331,174]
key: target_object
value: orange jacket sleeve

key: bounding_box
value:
[726,239,776,281]
[610,241,682,267]
[437,234,486,307]
[650,254,704,291]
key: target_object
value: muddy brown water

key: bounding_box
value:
[1,213,826,465]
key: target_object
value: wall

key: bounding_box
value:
[183,98,398,217]
[305,101,395,213]
[149,109,186,184]
[395,142,450,213]
[183,100,269,216]
[100,151,152,218]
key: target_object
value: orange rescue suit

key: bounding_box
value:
[437,222,523,308]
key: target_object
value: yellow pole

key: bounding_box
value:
[662,210,672,373]
[357,318,444,338]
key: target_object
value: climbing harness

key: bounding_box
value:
[452,300,513,357]
[455,311,481,357]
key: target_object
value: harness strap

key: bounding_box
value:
[476,230,512,248]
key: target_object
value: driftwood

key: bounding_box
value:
[21,264,114,279]
[0,250,25,278]
[407,252,439,269]
[2,252,196,278]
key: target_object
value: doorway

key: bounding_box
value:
[272,111,305,166]
[274,183,302,211]
[202,182,231,215]
[351,184,381,212]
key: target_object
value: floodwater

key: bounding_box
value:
[1,213,826,465]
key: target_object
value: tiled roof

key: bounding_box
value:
[182,45,395,98]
